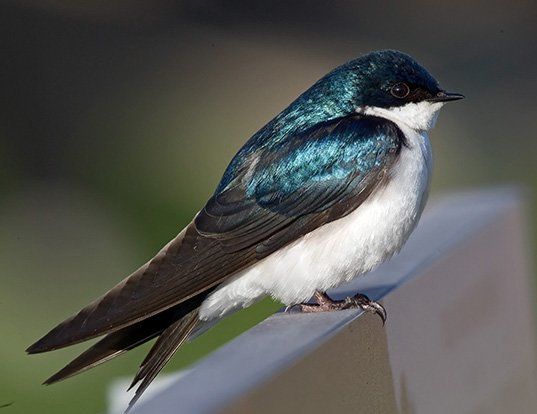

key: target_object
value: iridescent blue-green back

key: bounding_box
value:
[216,50,434,196]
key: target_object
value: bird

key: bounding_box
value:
[27,50,463,410]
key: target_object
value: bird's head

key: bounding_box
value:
[303,50,464,132]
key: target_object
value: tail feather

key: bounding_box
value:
[44,330,154,385]
[126,309,200,412]
[42,289,212,393]
[43,310,175,385]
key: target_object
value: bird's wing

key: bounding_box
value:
[42,290,212,385]
[27,114,403,353]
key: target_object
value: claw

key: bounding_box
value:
[288,290,387,325]
[347,293,387,325]
[369,301,387,326]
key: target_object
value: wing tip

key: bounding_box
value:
[26,326,72,354]
[26,316,107,355]
[26,338,53,354]
[42,362,80,386]
[42,373,61,386]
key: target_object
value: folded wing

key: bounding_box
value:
[27,114,403,354]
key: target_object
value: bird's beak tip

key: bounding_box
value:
[429,90,465,103]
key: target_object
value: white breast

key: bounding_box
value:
[200,104,438,321]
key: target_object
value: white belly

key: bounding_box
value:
[200,128,432,321]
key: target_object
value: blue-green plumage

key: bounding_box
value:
[195,113,403,251]
[27,49,463,411]
[217,50,438,196]
[248,116,402,211]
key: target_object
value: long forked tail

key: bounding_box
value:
[44,323,162,385]
[126,309,199,411]
[42,299,195,385]
[42,291,208,410]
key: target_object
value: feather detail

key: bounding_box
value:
[126,310,200,412]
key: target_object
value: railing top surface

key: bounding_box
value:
[132,187,524,414]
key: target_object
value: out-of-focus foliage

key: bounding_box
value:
[1,1,536,412]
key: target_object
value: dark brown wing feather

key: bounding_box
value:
[126,309,200,412]
[26,227,240,353]
[27,115,403,355]
[42,290,211,384]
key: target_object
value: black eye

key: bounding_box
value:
[390,82,410,99]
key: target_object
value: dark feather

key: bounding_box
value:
[27,114,403,356]
[43,322,160,385]
[25,50,448,411]
[126,309,200,412]
[42,291,210,385]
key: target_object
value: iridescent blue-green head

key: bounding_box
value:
[240,49,463,161]
[342,50,463,108]
[271,50,463,136]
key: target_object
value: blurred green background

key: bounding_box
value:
[1,1,536,413]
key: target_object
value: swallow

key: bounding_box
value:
[27,50,463,410]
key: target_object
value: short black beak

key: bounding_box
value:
[428,90,465,102]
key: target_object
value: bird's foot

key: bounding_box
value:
[342,293,387,325]
[288,291,387,325]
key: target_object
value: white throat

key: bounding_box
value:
[358,101,444,132]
